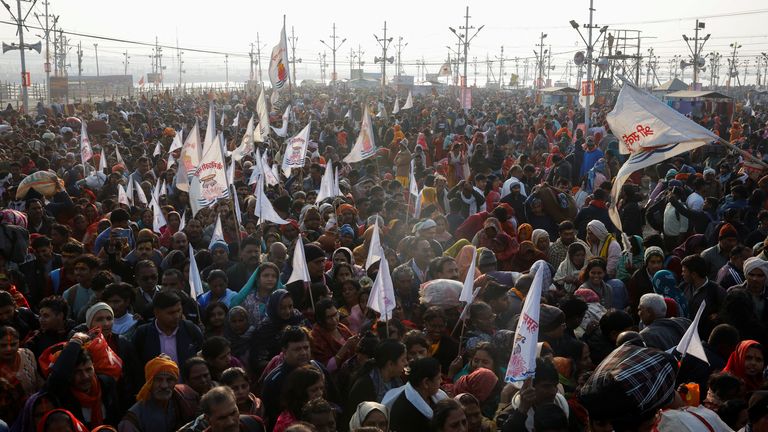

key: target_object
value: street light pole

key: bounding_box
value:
[320,23,346,85]
[570,0,607,128]
[94,43,99,76]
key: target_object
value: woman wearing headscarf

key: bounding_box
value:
[349,401,390,432]
[225,306,256,366]
[723,340,765,394]
[531,229,551,262]
[454,244,481,282]
[327,246,366,280]
[508,241,546,274]
[585,220,621,278]
[517,223,533,243]
[453,368,500,419]
[626,246,666,320]
[229,262,283,326]
[473,218,518,271]
[299,205,323,242]
[585,158,608,193]
[651,270,689,318]
[555,242,590,293]
[8,391,59,432]
[248,289,307,375]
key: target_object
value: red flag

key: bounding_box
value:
[138,76,145,87]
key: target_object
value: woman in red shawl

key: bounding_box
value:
[36,408,89,432]
[723,340,765,394]
[309,298,355,372]
[473,217,518,271]
[509,241,547,273]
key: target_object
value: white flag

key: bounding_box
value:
[220,112,227,128]
[460,248,477,303]
[208,213,225,249]
[232,186,242,226]
[177,121,202,192]
[178,210,187,232]
[256,89,272,141]
[152,178,162,204]
[438,62,452,77]
[607,83,720,231]
[125,178,134,205]
[402,91,413,110]
[159,179,167,197]
[261,150,280,186]
[98,148,107,172]
[151,196,167,234]
[189,174,204,217]
[204,101,216,152]
[169,129,183,153]
[231,115,255,162]
[675,300,709,364]
[344,106,377,163]
[344,109,351,119]
[413,188,422,219]
[192,134,230,209]
[506,260,551,385]
[231,112,240,128]
[365,218,383,270]
[117,184,129,206]
[281,123,311,177]
[227,155,236,186]
[134,179,148,206]
[253,174,289,225]
[367,244,396,321]
[80,120,93,163]
[409,161,419,198]
[269,22,291,104]
[392,97,400,115]
[316,160,339,204]
[188,244,204,298]
[270,104,291,138]
[608,82,719,155]
[114,145,125,166]
[153,141,162,157]
[286,236,311,285]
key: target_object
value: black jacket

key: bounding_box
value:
[131,318,203,366]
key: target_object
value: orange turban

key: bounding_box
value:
[136,355,179,402]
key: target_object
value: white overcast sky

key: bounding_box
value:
[0,0,767,85]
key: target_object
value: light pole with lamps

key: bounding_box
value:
[569,0,608,128]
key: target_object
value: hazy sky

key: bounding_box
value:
[1,0,767,86]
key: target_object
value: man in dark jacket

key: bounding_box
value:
[19,235,62,305]
[638,293,691,350]
[573,189,616,239]
[131,290,203,366]
[44,333,121,428]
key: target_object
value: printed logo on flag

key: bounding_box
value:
[195,161,226,201]
[287,136,306,166]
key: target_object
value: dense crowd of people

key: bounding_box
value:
[0,83,766,432]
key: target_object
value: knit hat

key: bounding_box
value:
[579,345,678,422]
[478,249,497,267]
[665,169,678,180]
[304,243,326,262]
[718,223,738,240]
[539,304,566,333]
[643,246,664,263]
[85,302,114,329]
[209,240,229,254]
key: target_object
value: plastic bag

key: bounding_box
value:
[419,279,463,309]
[85,328,123,380]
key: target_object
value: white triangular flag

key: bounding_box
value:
[248,152,261,186]
[365,218,383,270]
[176,121,201,192]
[232,187,242,226]
[268,22,291,105]
[98,148,107,172]
[204,101,216,151]
[151,196,167,234]
[159,179,167,197]
[409,160,419,198]
[460,248,477,303]
[231,112,240,128]
[80,119,93,163]
[114,145,125,166]
[188,244,204,298]
[413,188,422,219]
[506,260,550,385]
[189,175,204,217]
[344,109,351,119]
[286,236,311,285]
[153,141,162,157]
[125,178,134,205]
[270,103,291,138]
[191,134,230,209]
[402,91,413,110]
[134,179,148,205]
[152,177,162,202]
[315,160,338,204]
[220,112,227,128]
[254,174,289,225]
[344,106,377,163]
[281,123,311,177]
[333,167,341,197]
[367,244,396,321]
[169,129,183,153]
[178,210,186,231]
[262,151,279,186]
[392,97,400,114]
[674,300,709,364]
[231,115,255,162]
[117,184,129,206]
[208,213,224,249]
[227,156,236,186]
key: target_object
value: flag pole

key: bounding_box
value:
[716,136,768,169]
[229,184,243,256]
[285,15,294,105]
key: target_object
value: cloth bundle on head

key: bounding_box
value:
[574,288,600,303]
[137,355,179,401]
[349,401,389,431]
[539,304,565,333]
[579,345,678,423]
[644,246,664,263]
[744,257,768,277]
[85,302,113,329]
[586,220,609,241]
[453,368,499,403]
[719,223,738,240]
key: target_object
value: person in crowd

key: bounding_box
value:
[132,290,204,365]
[383,357,448,432]
[637,293,691,350]
[723,340,765,394]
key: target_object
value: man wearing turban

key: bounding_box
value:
[119,354,199,432]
